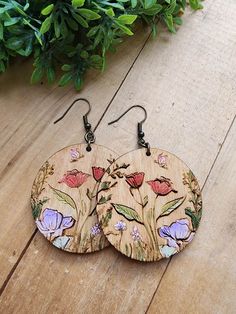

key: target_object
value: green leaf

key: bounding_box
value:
[77,9,101,20]
[163,14,176,33]
[144,0,156,9]
[0,22,3,40]
[117,15,137,25]
[87,25,99,37]
[160,196,186,217]
[54,19,60,38]
[72,12,88,27]
[106,8,115,17]
[165,0,176,15]
[173,17,183,25]
[31,67,44,84]
[100,181,111,190]
[41,4,54,16]
[0,61,6,73]
[58,72,73,86]
[72,0,85,8]
[40,16,52,34]
[189,0,203,10]
[185,207,201,230]
[46,67,55,84]
[115,22,133,35]
[112,203,143,224]
[143,4,162,15]
[5,37,24,50]
[49,185,77,210]
[74,75,83,90]
[131,0,137,8]
[61,64,72,71]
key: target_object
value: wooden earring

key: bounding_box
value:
[31,98,118,253]
[96,106,202,262]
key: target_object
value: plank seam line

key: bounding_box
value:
[145,113,236,313]
[94,30,152,131]
[0,228,38,297]
[0,31,151,297]
[201,114,236,190]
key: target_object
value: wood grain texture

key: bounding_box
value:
[31,144,118,253]
[0,0,236,312]
[0,29,149,287]
[97,148,202,261]
[147,118,236,314]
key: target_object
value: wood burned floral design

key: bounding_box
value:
[96,148,202,261]
[31,144,117,253]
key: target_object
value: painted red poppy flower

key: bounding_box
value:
[58,169,90,188]
[92,166,105,182]
[125,172,145,189]
[147,177,177,196]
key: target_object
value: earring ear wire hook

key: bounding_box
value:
[108,105,147,126]
[53,98,95,151]
[108,105,151,156]
[53,98,91,124]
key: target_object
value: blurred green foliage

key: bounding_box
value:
[0,0,202,90]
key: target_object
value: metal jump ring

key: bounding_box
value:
[84,131,95,144]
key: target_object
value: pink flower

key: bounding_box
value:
[92,166,105,182]
[58,169,90,188]
[156,153,168,168]
[125,172,144,189]
[147,176,177,196]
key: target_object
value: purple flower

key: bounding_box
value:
[159,218,194,250]
[114,220,127,231]
[70,148,81,162]
[90,223,101,236]
[35,208,75,239]
[130,226,142,242]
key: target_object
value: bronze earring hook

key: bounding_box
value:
[108,105,151,156]
[54,98,95,151]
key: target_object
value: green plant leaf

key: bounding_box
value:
[72,0,85,8]
[112,203,143,223]
[189,0,203,10]
[41,4,54,16]
[163,14,176,33]
[144,0,156,9]
[0,22,3,40]
[31,67,44,84]
[49,185,77,210]
[58,72,73,86]
[46,67,55,84]
[77,9,101,20]
[117,15,137,25]
[131,0,138,8]
[185,207,201,230]
[40,16,52,34]
[160,196,186,217]
[115,22,133,35]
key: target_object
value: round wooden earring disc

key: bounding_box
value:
[96,148,202,262]
[31,144,118,253]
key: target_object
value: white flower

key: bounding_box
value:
[130,226,142,241]
[160,245,177,258]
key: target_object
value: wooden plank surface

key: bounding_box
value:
[0,28,149,287]
[147,117,236,314]
[0,0,236,313]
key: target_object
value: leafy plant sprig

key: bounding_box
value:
[0,0,203,90]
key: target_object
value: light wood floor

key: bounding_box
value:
[0,1,236,313]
